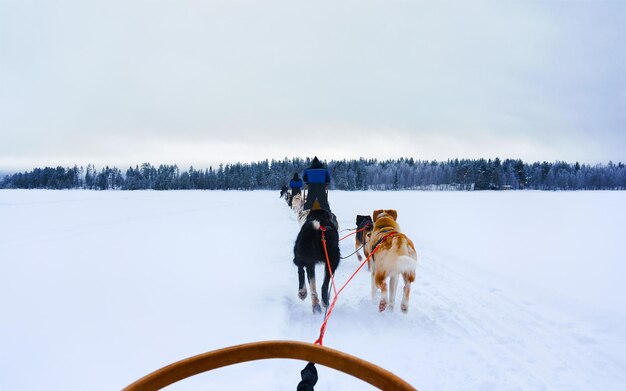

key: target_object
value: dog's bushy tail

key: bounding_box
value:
[397,255,417,275]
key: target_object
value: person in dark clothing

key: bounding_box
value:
[296,362,318,391]
[288,173,304,207]
[289,173,304,196]
[303,156,331,211]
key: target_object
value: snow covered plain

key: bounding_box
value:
[1,190,625,390]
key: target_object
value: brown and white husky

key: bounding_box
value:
[364,209,417,313]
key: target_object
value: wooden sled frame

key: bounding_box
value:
[123,340,416,390]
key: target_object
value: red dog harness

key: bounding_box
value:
[369,230,398,263]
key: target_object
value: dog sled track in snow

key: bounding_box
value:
[412,251,626,389]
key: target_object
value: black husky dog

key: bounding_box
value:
[355,215,374,263]
[293,209,340,313]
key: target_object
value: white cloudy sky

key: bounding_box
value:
[1,0,625,171]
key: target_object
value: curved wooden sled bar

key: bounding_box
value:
[123,340,416,390]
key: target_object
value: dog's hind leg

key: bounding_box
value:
[320,265,333,309]
[370,261,378,301]
[388,274,399,311]
[400,272,415,314]
[306,265,321,313]
[375,271,388,312]
[297,265,307,300]
[356,241,363,262]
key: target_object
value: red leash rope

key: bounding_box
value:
[318,224,373,300]
[338,223,371,242]
[314,229,398,346]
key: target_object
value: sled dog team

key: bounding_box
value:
[291,204,418,314]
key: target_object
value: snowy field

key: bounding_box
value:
[1,189,625,391]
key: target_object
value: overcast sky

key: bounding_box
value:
[1,0,625,171]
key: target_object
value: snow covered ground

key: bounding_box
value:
[1,190,624,390]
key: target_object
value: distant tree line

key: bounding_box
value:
[1,158,625,191]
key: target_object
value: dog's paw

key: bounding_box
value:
[378,300,387,312]
[298,289,308,300]
[401,304,408,314]
[312,304,322,314]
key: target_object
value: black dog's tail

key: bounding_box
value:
[309,219,322,230]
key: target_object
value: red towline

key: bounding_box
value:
[315,225,397,346]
